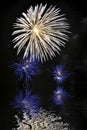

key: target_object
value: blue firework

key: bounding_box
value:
[11,57,40,81]
[12,89,40,112]
[53,87,69,105]
[53,65,69,83]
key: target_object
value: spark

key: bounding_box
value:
[53,65,69,83]
[12,3,70,62]
[13,109,71,130]
[53,87,69,105]
[10,57,40,81]
[11,90,40,112]
[33,26,39,35]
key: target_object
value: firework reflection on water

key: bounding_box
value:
[13,108,72,130]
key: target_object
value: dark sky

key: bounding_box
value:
[0,0,87,130]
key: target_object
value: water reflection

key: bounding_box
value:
[12,109,73,130]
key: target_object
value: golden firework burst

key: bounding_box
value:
[12,3,70,62]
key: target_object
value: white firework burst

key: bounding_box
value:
[13,109,72,130]
[12,3,70,62]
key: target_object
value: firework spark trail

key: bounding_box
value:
[53,87,70,105]
[12,3,70,62]
[13,109,72,130]
[53,65,69,83]
[10,57,40,82]
[11,90,40,113]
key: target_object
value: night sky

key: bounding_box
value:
[1,0,87,130]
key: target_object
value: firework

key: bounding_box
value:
[53,65,69,83]
[13,109,71,130]
[53,87,69,105]
[11,90,40,112]
[12,3,70,62]
[11,57,40,81]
